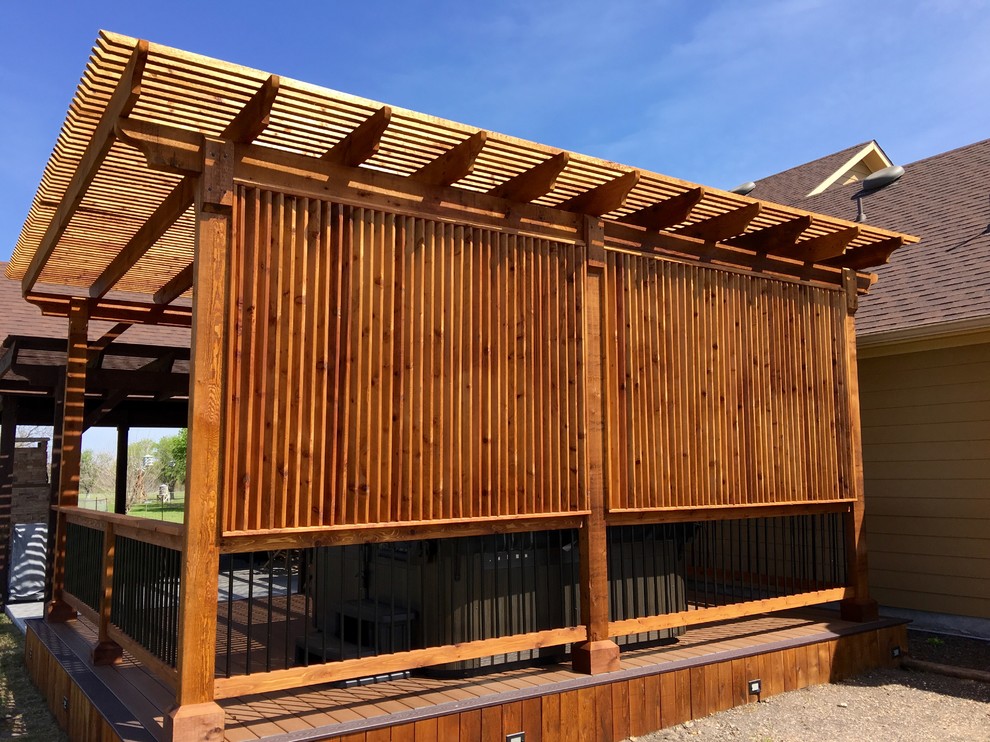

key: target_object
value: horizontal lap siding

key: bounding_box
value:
[859,342,990,618]
[224,187,587,531]
[606,251,851,510]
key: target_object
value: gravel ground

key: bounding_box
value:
[632,628,990,742]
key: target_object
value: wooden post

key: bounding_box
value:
[838,269,878,622]
[0,396,18,604]
[92,523,122,665]
[114,426,129,514]
[48,299,88,622]
[165,137,230,741]
[572,217,620,674]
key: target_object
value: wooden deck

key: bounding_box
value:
[25,609,908,742]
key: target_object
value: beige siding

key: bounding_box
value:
[859,341,990,619]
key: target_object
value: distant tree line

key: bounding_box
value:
[79,430,187,511]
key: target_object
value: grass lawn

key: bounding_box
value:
[78,493,185,524]
[127,496,185,523]
[0,614,66,740]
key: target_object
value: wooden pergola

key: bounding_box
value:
[9,32,918,742]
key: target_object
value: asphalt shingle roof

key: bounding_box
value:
[748,142,873,207]
[758,139,990,338]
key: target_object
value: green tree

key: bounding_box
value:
[155,429,187,493]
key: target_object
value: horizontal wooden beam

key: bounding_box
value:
[154,262,194,305]
[726,214,812,253]
[488,152,570,203]
[826,236,905,270]
[623,186,704,231]
[61,506,184,551]
[27,292,192,327]
[557,170,640,216]
[221,74,280,143]
[115,118,205,176]
[673,201,761,242]
[322,105,391,168]
[89,176,196,299]
[220,514,588,553]
[608,587,852,639]
[413,130,487,187]
[606,499,853,525]
[604,221,873,293]
[116,119,883,292]
[22,40,149,294]
[793,226,861,263]
[213,626,588,699]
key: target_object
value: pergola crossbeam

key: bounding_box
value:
[558,170,640,217]
[322,106,391,168]
[793,226,861,263]
[89,176,196,299]
[726,214,812,253]
[154,263,194,305]
[221,75,280,143]
[413,130,487,187]
[21,39,149,294]
[825,236,905,270]
[674,201,761,242]
[88,323,132,369]
[488,152,569,203]
[623,187,704,231]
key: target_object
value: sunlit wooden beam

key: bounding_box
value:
[623,187,704,231]
[89,176,196,299]
[792,226,860,263]
[825,236,905,270]
[322,106,392,168]
[557,170,640,217]
[673,202,761,242]
[413,131,487,187]
[115,118,204,176]
[154,263,194,305]
[22,39,149,294]
[221,75,280,143]
[726,215,812,253]
[488,152,570,203]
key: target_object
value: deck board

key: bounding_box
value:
[26,609,907,742]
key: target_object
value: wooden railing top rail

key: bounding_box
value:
[59,506,184,551]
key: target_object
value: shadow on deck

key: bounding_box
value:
[24,607,907,742]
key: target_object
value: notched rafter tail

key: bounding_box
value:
[488,152,570,203]
[825,236,905,271]
[413,130,487,187]
[21,38,150,294]
[323,105,392,168]
[793,226,861,263]
[726,214,812,253]
[221,74,280,144]
[673,201,761,242]
[557,170,641,217]
[623,186,705,231]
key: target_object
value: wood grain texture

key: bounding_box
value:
[605,250,853,511]
[222,188,589,531]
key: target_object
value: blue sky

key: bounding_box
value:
[2,0,988,263]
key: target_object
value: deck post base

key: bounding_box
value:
[840,598,879,622]
[165,701,225,742]
[46,600,76,623]
[91,640,123,666]
[572,639,620,674]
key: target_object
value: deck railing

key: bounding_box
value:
[61,508,183,688]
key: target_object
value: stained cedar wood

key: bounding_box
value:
[606,251,853,511]
[175,139,230,706]
[223,190,590,532]
[49,299,88,619]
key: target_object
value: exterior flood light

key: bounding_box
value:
[748,679,762,695]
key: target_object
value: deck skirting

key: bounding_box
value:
[24,612,908,742]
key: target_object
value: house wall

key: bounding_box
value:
[859,341,990,619]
